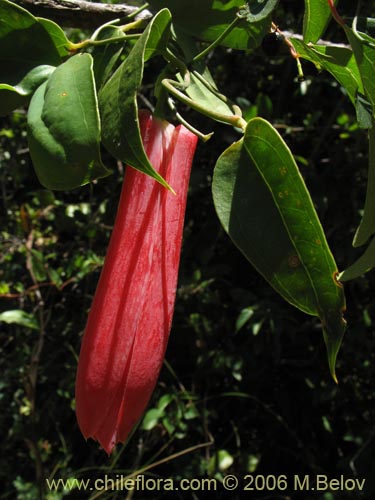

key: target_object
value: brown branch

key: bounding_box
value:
[15,0,153,30]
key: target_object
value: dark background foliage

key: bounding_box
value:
[1,1,375,499]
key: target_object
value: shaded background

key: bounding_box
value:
[1,1,375,498]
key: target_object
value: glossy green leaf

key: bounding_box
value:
[291,38,362,105]
[344,24,375,115]
[149,0,271,50]
[353,127,375,246]
[212,117,346,380]
[339,235,375,281]
[27,54,110,190]
[303,0,338,43]
[99,9,172,190]
[0,65,55,115]
[0,309,38,330]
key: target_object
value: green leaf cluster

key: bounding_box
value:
[291,8,375,284]
[149,0,272,50]
[5,0,375,386]
[0,0,70,115]
[0,2,176,190]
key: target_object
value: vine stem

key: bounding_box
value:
[167,98,214,141]
[162,78,247,130]
[191,15,243,63]
[68,18,145,51]
[327,0,345,26]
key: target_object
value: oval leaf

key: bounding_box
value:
[149,0,271,50]
[303,0,338,43]
[212,117,346,380]
[27,54,110,190]
[99,9,172,190]
[0,310,38,330]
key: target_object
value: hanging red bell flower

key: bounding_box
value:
[75,110,198,454]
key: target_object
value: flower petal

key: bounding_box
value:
[75,110,197,454]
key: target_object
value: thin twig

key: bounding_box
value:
[15,0,153,29]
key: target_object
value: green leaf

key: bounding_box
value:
[27,53,110,190]
[355,92,373,129]
[30,248,47,281]
[0,310,38,330]
[303,0,338,43]
[37,17,71,58]
[178,68,235,118]
[212,117,346,381]
[141,407,165,430]
[0,0,72,114]
[99,9,172,190]
[356,17,375,40]
[236,306,255,332]
[344,24,375,115]
[291,38,362,105]
[212,0,242,11]
[353,126,375,246]
[172,30,235,116]
[0,65,55,116]
[149,0,271,50]
[91,25,126,89]
[339,235,375,281]
[0,0,68,89]
[238,0,279,23]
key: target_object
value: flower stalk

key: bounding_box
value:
[75,110,198,454]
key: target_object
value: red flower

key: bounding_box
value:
[75,110,198,454]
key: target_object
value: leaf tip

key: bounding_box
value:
[330,364,339,385]
[322,313,346,385]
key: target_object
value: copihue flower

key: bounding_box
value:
[75,110,198,454]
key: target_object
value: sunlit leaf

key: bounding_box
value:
[303,0,338,43]
[344,23,375,114]
[0,310,38,330]
[291,38,362,105]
